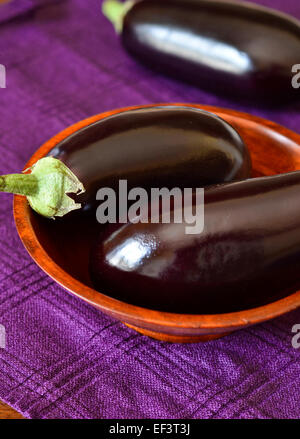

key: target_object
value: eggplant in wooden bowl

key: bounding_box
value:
[11,104,300,342]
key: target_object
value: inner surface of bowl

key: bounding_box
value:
[14,104,300,339]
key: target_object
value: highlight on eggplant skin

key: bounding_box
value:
[50,105,251,214]
[104,0,300,104]
[89,171,300,314]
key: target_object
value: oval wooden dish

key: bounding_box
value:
[14,104,300,343]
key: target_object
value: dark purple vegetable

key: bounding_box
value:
[90,171,300,314]
[103,0,300,104]
[50,105,251,214]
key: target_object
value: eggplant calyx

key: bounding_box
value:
[0,157,85,219]
[102,0,135,33]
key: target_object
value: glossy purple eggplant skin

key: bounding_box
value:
[90,171,300,314]
[121,0,300,104]
[50,106,251,214]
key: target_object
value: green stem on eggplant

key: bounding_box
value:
[0,173,38,197]
[0,157,85,218]
[102,0,135,33]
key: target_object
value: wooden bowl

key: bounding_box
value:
[13,104,300,343]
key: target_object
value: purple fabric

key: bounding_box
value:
[0,0,300,419]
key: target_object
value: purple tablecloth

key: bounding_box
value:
[0,0,299,419]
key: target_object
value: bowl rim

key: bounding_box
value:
[13,103,300,333]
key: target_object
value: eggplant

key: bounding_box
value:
[50,106,251,214]
[103,0,300,104]
[90,171,300,314]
